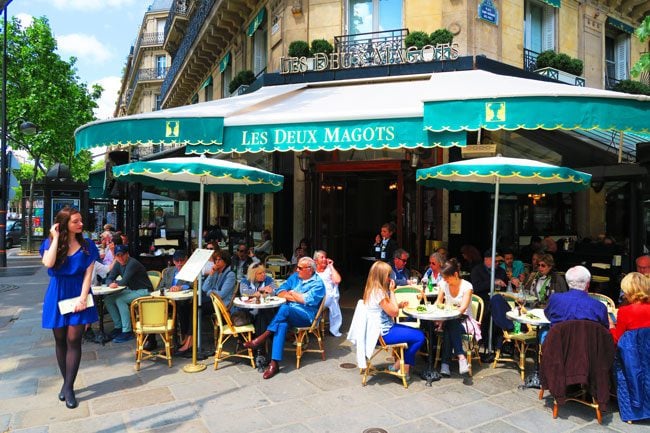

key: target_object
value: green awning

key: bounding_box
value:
[219,52,231,73]
[200,76,213,90]
[539,0,560,7]
[423,97,649,133]
[88,170,107,199]
[186,118,466,155]
[606,17,635,34]
[75,116,224,152]
[247,8,265,37]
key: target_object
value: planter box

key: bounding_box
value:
[534,67,585,87]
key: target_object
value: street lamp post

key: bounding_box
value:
[0,1,12,267]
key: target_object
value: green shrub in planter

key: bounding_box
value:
[404,31,430,49]
[228,70,255,94]
[429,29,453,46]
[535,50,557,69]
[613,79,650,96]
[553,53,573,74]
[568,58,583,76]
[310,39,334,55]
[289,40,311,58]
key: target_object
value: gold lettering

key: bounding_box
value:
[329,53,340,70]
[314,53,328,71]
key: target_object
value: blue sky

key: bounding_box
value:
[11,0,153,119]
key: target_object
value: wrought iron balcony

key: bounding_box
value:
[334,28,408,66]
[140,32,165,47]
[161,0,216,102]
[605,76,621,90]
[164,0,190,55]
[125,68,169,109]
[523,48,539,72]
[165,0,189,35]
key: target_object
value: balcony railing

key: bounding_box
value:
[523,48,539,72]
[161,0,216,102]
[605,76,621,90]
[125,67,170,108]
[334,28,408,66]
[140,32,165,47]
[164,0,189,40]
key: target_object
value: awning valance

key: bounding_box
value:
[421,70,649,134]
[219,52,231,73]
[247,8,265,37]
[606,17,635,34]
[200,76,213,90]
[539,0,560,7]
[188,118,465,154]
[75,116,224,150]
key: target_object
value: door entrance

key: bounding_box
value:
[314,160,404,281]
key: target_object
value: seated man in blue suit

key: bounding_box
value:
[244,257,325,379]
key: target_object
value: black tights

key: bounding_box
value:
[53,325,84,398]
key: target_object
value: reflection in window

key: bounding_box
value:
[348,0,403,35]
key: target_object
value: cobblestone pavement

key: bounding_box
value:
[1,251,647,433]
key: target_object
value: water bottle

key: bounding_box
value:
[513,321,521,334]
[427,277,433,294]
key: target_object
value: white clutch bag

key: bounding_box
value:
[58,295,95,315]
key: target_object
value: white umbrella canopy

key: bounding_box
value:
[417,155,592,351]
[113,156,284,371]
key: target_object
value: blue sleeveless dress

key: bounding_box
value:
[40,238,99,329]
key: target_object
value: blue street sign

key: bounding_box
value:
[478,0,499,26]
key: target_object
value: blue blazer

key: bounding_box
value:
[616,327,650,422]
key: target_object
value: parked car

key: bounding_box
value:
[6,219,22,248]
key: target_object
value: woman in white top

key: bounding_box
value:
[363,261,425,378]
[435,258,473,377]
[314,250,343,337]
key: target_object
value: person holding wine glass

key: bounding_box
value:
[522,254,567,306]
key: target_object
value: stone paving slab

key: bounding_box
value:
[1,261,647,432]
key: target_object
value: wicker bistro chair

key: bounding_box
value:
[287,295,327,368]
[130,296,176,371]
[434,294,484,376]
[362,335,409,389]
[588,293,616,312]
[209,293,256,370]
[394,286,423,329]
[491,292,538,380]
[147,270,162,290]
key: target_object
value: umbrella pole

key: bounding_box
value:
[487,177,500,354]
[184,181,206,373]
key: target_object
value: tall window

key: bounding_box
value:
[156,19,165,43]
[156,55,166,78]
[222,63,232,98]
[347,0,403,34]
[524,0,556,54]
[605,32,629,88]
[252,18,267,76]
[205,80,213,102]
[154,94,162,111]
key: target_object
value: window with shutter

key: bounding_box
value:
[524,0,556,53]
[252,18,267,76]
[614,34,629,80]
[222,63,232,98]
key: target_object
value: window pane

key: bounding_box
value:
[379,0,402,31]
[349,0,373,34]
[529,3,543,52]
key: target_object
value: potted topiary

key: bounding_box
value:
[228,70,255,95]
[310,39,333,55]
[613,79,650,96]
[404,31,430,49]
[288,40,311,58]
[429,29,453,46]
[534,50,585,86]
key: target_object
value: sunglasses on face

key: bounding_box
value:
[538,263,548,268]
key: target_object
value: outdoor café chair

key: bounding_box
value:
[210,292,256,370]
[130,295,176,371]
[287,295,326,368]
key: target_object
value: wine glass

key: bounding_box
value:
[516,290,526,315]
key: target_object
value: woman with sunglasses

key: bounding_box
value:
[239,263,278,335]
[522,253,567,305]
[202,250,236,309]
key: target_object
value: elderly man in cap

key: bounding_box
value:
[104,245,154,342]
[544,265,608,328]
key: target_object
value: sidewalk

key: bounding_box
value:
[0,252,643,433]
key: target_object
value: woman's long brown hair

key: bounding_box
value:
[52,207,88,268]
[363,261,392,302]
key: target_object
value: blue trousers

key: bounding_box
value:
[441,318,465,364]
[104,288,149,332]
[267,303,313,362]
[382,323,426,366]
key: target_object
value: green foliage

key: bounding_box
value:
[228,70,256,94]
[310,39,333,55]
[429,29,454,46]
[288,40,311,57]
[631,16,650,77]
[535,50,557,69]
[404,31,430,49]
[90,159,106,172]
[535,50,583,75]
[1,17,101,182]
[612,79,650,96]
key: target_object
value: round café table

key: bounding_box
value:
[233,296,287,371]
[506,308,550,388]
[91,285,126,345]
[404,305,461,386]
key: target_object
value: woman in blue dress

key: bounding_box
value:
[40,207,98,409]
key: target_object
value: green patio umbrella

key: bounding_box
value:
[113,156,284,372]
[416,155,591,352]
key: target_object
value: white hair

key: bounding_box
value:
[565,265,591,291]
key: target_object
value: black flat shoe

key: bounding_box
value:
[65,391,78,409]
[58,391,65,401]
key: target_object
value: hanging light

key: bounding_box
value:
[297,151,311,172]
